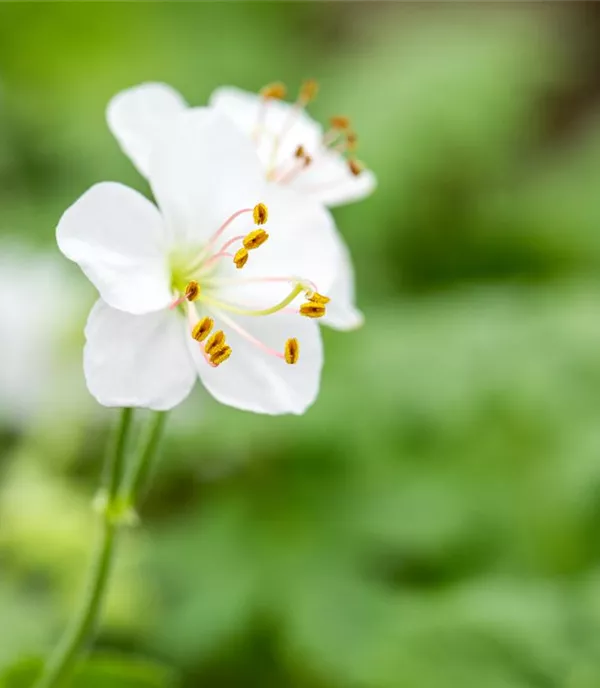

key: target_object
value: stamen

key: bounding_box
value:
[284,338,300,365]
[346,131,358,152]
[322,128,343,148]
[185,280,200,302]
[207,208,254,247]
[205,330,226,356]
[300,302,326,318]
[234,247,249,269]
[203,276,319,297]
[299,79,319,105]
[277,155,311,184]
[253,203,268,225]
[307,291,330,305]
[169,294,186,310]
[254,83,287,144]
[210,345,232,367]
[295,144,306,158]
[330,115,351,130]
[200,283,305,317]
[191,316,214,342]
[243,229,269,250]
[260,82,287,100]
[348,159,364,177]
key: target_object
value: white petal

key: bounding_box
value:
[192,311,323,415]
[149,108,264,244]
[84,300,197,411]
[107,82,188,178]
[291,151,377,207]
[57,182,172,315]
[209,86,323,169]
[321,236,364,331]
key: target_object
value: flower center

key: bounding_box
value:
[166,202,330,369]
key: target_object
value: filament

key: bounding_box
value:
[199,283,304,317]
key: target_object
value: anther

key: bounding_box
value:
[346,131,358,152]
[234,247,249,269]
[243,229,269,250]
[300,302,326,318]
[191,316,214,342]
[253,202,268,225]
[185,280,200,301]
[300,79,319,104]
[303,155,313,168]
[348,159,364,177]
[330,115,351,130]
[205,330,226,356]
[284,338,300,365]
[295,145,306,158]
[260,82,287,100]
[307,291,330,305]
[210,345,232,367]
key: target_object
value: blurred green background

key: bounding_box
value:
[3,2,600,687]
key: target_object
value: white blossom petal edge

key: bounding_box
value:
[58,109,339,414]
[106,82,369,331]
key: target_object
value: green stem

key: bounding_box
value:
[33,407,134,688]
[122,411,168,506]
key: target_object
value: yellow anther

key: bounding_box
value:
[253,202,268,225]
[243,229,269,250]
[205,330,226,356]
[348,159,364,177]
[284,338,300,365]
[303,155,313,168]
[234,247,249,269]
[210,345,232,367]
[300,302,326,319]
[185,280,200,301]
[295,144,306,158]
[330,115,351,130]
[300,79,319,103]
[191,316,213,342]
[307,291,330,305]
[260,82,287,100]
[346,131,358,152]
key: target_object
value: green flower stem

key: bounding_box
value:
[122,411,168,507]
[34,407,142,688]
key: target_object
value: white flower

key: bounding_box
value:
[107,82,372,330]
[58,109,341,415]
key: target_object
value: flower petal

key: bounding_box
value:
[191,311,323,415]
[321,236,364,331]
[107,82,188,178]
[84,300,197,410]
[209,86,324,168]
[148,108,264,244]
[57,182,173,314]
[292,152,377,207]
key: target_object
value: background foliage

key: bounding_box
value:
[2,3,600,687]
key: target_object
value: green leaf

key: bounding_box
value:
[0,654,178,688]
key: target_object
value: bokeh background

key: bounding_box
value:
[3,2,600,687]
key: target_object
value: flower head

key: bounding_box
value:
[107,82,369,331]
[58,110,340,414]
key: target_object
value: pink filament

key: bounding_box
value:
[216,310,284,360]
[207,208,252,247]
[169,295,186,310]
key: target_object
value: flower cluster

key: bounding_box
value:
[58,80,376,415]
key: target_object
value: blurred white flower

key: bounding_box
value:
[107,82,368,330]
[58,109,341,415]
[0,245,87,426]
